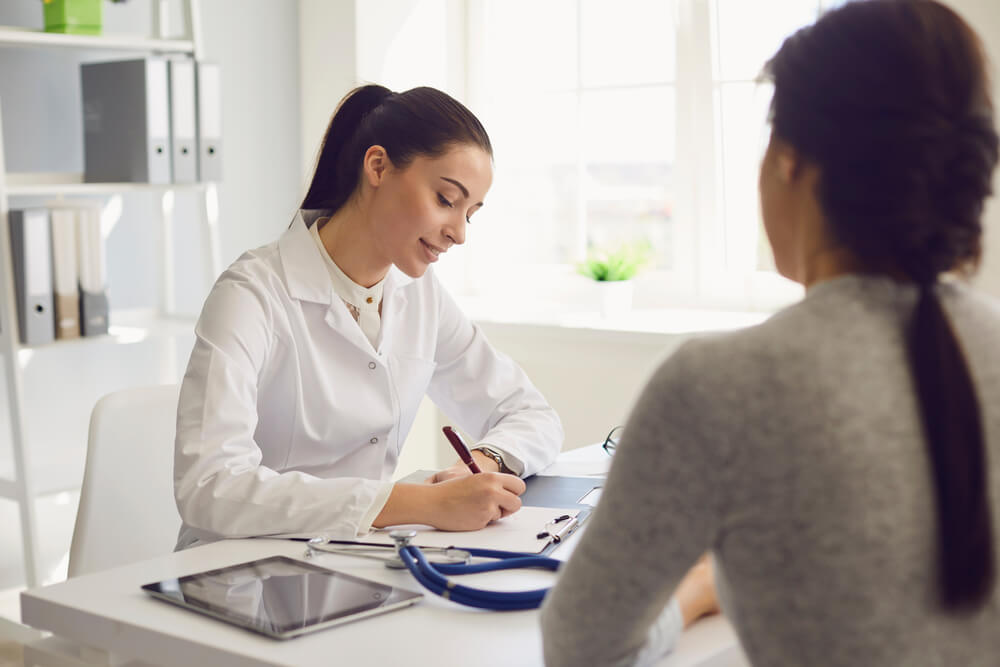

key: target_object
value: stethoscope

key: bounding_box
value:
[304,529,564,610]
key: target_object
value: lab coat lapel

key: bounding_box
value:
[323,301,374,355]
[278,210,375,357]
[278,210,333,305]
[377,267,411,354]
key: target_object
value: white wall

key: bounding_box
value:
[298,0,357,186]
[297,0,467,187]
[197,0,302,277]
[394,324,691,475]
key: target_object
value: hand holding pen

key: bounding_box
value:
[379,426,524,531]
[430,425,502,483]
[443,426,482,474]
[412,425,525,529]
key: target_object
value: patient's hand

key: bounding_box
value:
[675,553,720,627]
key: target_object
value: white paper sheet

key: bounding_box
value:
[361,506,581,553]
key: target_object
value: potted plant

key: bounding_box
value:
[576,241,652,318]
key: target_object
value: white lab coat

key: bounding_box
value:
[174,210,563,548]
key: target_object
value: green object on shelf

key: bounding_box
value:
[42,0,103,35]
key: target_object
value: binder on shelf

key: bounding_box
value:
[196,61,222,182]
[8,209,56,346]
[76,204,109,336]
[168,58,198,184]
[49,207,81,340]
[81,57,172,184]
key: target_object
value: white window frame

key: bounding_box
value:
[460,0,844,313]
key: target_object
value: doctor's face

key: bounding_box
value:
[368,144,493,278]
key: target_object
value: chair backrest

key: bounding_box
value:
[69,384,181,577]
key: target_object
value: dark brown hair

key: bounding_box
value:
[765,0,999,610]
[300,85,492,216]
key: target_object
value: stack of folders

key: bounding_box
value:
[81,57,221,184]
[7,203,108,346]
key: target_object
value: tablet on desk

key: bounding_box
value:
[141,556,422,639]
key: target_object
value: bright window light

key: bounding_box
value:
[459,0,843,309]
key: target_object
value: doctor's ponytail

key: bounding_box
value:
[301,84,492,216]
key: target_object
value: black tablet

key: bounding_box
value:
[141,556,422,639]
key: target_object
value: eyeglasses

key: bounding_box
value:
[602,425,623,457]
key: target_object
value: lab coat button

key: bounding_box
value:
[368,361,376,369]
[370,437,378,444]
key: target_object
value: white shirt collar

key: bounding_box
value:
[308,219,384,312]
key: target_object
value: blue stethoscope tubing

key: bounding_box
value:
[397,545,562,610]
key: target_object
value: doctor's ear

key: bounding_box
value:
[362,145,392,187]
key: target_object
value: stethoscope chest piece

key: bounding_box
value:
[388,529,418,569]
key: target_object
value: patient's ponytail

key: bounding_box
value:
[765,0,999,610]
[908,280,992,609]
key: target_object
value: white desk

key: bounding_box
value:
[21,447,748,667]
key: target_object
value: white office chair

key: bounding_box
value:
[68,384,182,577]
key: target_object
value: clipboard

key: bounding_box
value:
[520,475,602,510]
[397,470,603,510]
[361,505,589,555]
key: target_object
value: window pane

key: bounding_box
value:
[477,0,578,91]
[717,82,774,272]
[581,87,674,163]
[581,87,675,268]
[584,164,675,270]
[465,2,680,287]
[468,92,581,268]
[713,0,819,81]
[580,0,676,87]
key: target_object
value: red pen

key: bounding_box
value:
[442,426,482,474]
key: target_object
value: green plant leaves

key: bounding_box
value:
[576,241,653,282]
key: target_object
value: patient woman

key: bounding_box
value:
[542,1,1000,664]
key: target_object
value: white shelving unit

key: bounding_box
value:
[0,0,216,587]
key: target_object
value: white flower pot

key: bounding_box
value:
[598,280,634,318]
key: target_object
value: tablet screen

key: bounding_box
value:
[142,556,422,639]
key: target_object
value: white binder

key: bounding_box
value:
[8,209,55,346]
[76,204,109,336]
[196,61,222,182]
[168,58,198,184]
[49,207,81,340]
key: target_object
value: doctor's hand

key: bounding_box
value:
[428,451,502,483]
[374,473,526,532]
[425,473,526,531]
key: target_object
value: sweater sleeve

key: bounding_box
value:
[540,341,728,666]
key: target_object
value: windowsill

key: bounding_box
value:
[458,294,772,343]
[445,264,798,341]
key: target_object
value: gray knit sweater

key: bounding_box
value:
[541,275,1000,666]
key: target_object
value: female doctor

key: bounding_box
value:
[173,85,563,548]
